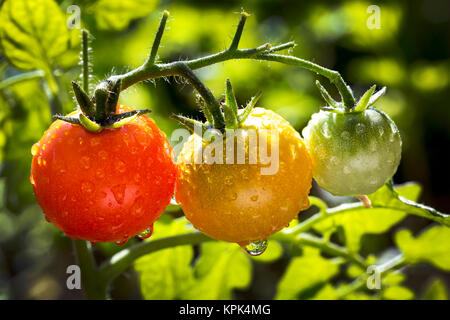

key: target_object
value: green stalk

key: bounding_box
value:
[72,240,108,300]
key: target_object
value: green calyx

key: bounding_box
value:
[171,78,262,135]
[316,80,386,114]
[53,79,151,132]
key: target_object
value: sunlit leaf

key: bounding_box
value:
[382,285,414,300]
[311,284,338,300]
[0,0,70,72]
[383,271,405,287]
[313,183,433,252]
[276,247,339,299]
[395,225,450,271]
[0,81,51,212]
[183,241,251,300]
[88,0,159,31]
[134,216,195,300]
[422,278,448,300]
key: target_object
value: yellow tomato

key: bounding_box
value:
[175,107,313,245]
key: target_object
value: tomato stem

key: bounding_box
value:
[147,10,169,65]
[81,29,90,94]
[72,239,108,300]
[105,11,356,108]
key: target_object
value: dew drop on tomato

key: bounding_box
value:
[115,239,127,246]
[137,226,153,240]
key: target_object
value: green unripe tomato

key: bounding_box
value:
[302,108,402,196]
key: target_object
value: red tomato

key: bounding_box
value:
[30,105,177,244]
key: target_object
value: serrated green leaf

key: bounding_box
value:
[88,0,159,31]
[422,278,448,300]
[182,242,251,300]
[276,247,339,299]
[134,216,195,300]
[382,286,414,300]
[0,0,70,71]
[395,226,450,271]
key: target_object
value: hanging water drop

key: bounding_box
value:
[115,239,128,246]
[170,196,178,205]
[241,240,268,256]
[137,226,153,240]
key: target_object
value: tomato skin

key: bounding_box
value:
[30,105,177,243]
[175,108,313,245]
[302,108,402,196]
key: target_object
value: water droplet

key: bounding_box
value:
[379,127,384,136]
[131,146,139,154]
[242,240,268,256]
[356,123,365,135]
[369,177,378,185]
[131,197,145,217]
[137,226,153,240]
[330,156,339,166]
[224,176,233,186]
[111,184,126,204]
[80,156,90,169]
[31,143,39,156]
[240,168,249,179]
[321,122,331,138]
[90,138,100,147]
[341,131,350,140]
[389,134,395,142]
[81,181,94,193]
[343,166,351,174]
[250,195,259,202]
[135,131,149,147]
[98,150,108,160]
[96,169,105,179]
[115,239,127,246]
[230,192,238,200]
[115,161,126,173]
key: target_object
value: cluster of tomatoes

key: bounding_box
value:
[30,94,402,247]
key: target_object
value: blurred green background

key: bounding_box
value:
[0,0,449,299]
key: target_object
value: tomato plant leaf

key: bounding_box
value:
[422,278,448,300]
[276,247,339,299]
[0,81,51,212]
[370,181,449,227]
[313,182,447,252]
[182,242,251,299]
[382,286,414,300]
[88,0,159,31]
[134,216,195,300]
[395,225,450,271]
[0,0,71,72]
